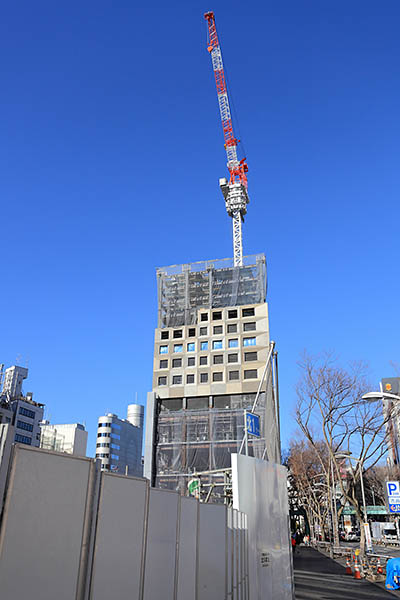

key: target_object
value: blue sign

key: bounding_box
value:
[389,504,400,513]
[245,411,260,437]
[387,481,400,497]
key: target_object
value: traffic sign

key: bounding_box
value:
[389,503,400,514]
[245,411,260,437]
[387,481,400,497]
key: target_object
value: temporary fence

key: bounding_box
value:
[0,444,248,600]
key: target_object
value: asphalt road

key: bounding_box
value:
[294,547,396,599]
[343,540,400,558]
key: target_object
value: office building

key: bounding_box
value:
[40,422,88,456]
[95,404,144,476]
[381,377,400,465]
[0,365,44,448]
[144,254,280,496]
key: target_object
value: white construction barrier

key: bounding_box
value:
[232,453,294,600]
[0,445,249,600]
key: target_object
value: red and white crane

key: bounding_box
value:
[204,11,249,267]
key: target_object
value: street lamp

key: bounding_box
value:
[336,452,370,552]
[362,391,400,403]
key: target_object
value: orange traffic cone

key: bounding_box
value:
[377,557,384,575]
[345,557,353,575]
[354,554,362,580]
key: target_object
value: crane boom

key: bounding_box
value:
[204,11,249,267]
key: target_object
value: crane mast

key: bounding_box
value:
[204,11,249,267]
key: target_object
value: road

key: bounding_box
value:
[344,540,400,558]
[294,546,397,599]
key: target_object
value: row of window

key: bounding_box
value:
[15,433,32,445]
[96,452,120,460]
[160,337,256,354]
[16,420,33,433]
[98,422,121,430]
[159,351,257,370]
[161,318,256,340]
[158,369,258,386]
[19,406,36,419]
[97,432,121,439]
[96,442,121,449]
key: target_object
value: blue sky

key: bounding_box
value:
[1,1,399,456]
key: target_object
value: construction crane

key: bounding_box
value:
[204,11,249,267]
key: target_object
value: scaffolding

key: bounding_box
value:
[153,350,280,499]
[157,254,266,328]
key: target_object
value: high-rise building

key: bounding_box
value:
[40,422,88,456]
[144,254,280,496]
[381,377,400,465]
[0,365,44,448]
[95,404,144,476]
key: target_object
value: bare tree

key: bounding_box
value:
[287,438,331,541]
[295,352,395,553]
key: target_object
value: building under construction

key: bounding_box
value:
[144,254,281,500]
[144,14,281,502]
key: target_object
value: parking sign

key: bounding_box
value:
[386,481,400,513]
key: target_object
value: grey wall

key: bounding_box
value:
[0,444,247,600]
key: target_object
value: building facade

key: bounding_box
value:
[144,254,280,497]
[95,404,144,476]
[0,366,44,448]
[40,422,88,456]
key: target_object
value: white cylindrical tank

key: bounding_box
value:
[127,404,144,429]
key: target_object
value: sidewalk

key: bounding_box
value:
[294,546,397,599]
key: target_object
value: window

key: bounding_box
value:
[173,344,183,353]
[229,371,239,381]
[187,342,195,352]
[242,307,255,317]
[111,454,119,460]
[188,357,195,367]
[17,420,33,432]
[111,423,121,430]
[161,331,169,340]
[111,443,120,450]
[188,327,196,337]
[227,324,237,333]
[212,311,222,320]
[98,422,110,427]
[228,353,238,363]
[201,313,208,321]
[200,373,208,383]
[160,359,168,369]
[19,407,35,419]
[228,339,238,348]
[172,358,182,368]
[245,351,257,362]
[213,372,223,382]
[243,337,256,347]
[173,329,183,338]
[199,327,207,336]
[186,374,195,384]
[200,356,208,366]
[111,433,120,440]
[15,433,31,445]
[158,376,167,386]
[172,375,182,385]
[213,325,223,334]
[160,345,168,354]
[243,322,256,332]
[213,354,223,365]
[97,432,109,437]
[96,453,109,459]
[244,369,258,379]
[212,340,223,350]
[200,341,208,351]
[228,309,237,318]
[96,443,109,448]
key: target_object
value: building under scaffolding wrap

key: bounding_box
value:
[144,254,281,502]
